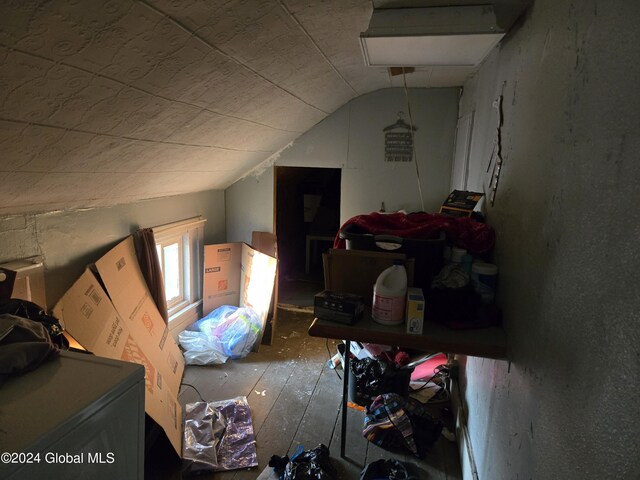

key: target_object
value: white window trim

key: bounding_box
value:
[152,216,206,336]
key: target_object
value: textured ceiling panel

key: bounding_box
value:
[0,0,483,214]
[146,0,359,114]
[282,0,392,94]
[166,110,294,151]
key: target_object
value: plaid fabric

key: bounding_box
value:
[363,393,419,455]
[363,393,443,458]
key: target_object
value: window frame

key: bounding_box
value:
[152,216,206,336]
[156,233,187,312]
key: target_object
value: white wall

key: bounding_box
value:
[0,190,226,308]
[340,88,458,219]
[225,166,274,244]
[225,87,459,239]
[458,1,639,478]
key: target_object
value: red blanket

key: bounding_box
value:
[334,212,495,255]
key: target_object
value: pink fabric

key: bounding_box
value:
[410,353,448,381]
[334,212,495,255]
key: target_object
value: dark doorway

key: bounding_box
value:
[275,166,341,308]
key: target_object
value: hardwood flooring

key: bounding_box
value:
[145,309,462,479]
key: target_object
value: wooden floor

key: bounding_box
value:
[145,309,462,479]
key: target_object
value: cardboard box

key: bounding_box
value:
[203,243,277,349]
[322,249,414,305]
[406,287,425,335]
[54,237,185,456]
[439,190,484,217]
[0,256,46,309]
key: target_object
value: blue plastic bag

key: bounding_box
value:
[193,305,262,359]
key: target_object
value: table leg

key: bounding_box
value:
[341,340,350,458]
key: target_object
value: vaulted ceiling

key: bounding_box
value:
[0,0,515,215]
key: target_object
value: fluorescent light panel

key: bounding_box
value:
[361,33,504,67]
[360,5,506,67]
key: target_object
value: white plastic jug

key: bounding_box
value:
[372,262,407,325]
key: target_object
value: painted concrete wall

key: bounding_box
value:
[225,87,458,240]
[458,1,640,479]
[0,190,225,308]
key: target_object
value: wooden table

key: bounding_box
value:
[308,310,507,457]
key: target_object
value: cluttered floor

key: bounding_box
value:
[145,307,462,479]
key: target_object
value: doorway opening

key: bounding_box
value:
[275,166,342,309]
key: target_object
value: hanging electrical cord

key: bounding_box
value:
[403,69,426,212]
[180,382,204,402]
[409,363,451,405]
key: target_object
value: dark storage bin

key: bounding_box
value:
[339,224,445,292]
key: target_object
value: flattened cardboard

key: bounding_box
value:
[53,270,129,358]
[322,249,414,305]
[251,231,278,346]
[203,243,277,349]
[94,237,184,395]
[54,238,185,457]
[95,236,153,324]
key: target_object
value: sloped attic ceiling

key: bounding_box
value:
[0,0,510,215]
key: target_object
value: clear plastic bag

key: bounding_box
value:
[182,396,258,474]
[178,330,228,365]
[178,305,261,365]
[182,402,220,475]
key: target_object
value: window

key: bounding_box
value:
[156,235,186,311]
[153,217,206,332]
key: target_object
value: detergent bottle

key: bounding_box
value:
[372,261,407,325]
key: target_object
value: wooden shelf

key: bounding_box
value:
[309,309,507,360]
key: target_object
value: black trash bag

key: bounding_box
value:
[0,299,68,349]
[283,444,337,480]
[359,459,420,480]
[350,357,412,406]
[350,357,387,405]
[268,454,290,478]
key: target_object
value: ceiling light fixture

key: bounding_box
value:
[360,5,508,67]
